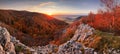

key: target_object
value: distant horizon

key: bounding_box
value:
[0,9,89,15]
[0,0,101,15]
[0,8,89,15]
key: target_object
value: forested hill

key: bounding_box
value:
[0,9,68,46]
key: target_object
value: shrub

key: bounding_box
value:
[15,45,24,52]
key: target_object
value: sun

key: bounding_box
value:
[47,13,53,15]
[43,10,55,16]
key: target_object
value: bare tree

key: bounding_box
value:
[101,0,120,12]
[100,0,120,32]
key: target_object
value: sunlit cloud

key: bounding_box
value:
[27,2,57,15]
[39,2,55,7]
[26,1,97,15]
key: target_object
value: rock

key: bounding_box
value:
[0,26,16,54]
[34,24,95,54]
[0,44,5,54]
[11,36,37,54]
[0,27,10,46]
[0,26,37,54]
[35,44,58,54]
[0,24,95,54]
[5,42,16,54]
[56,24,95,54]
[84,47,94,54]
[71,24,94,42]
[0,44,3,51]
[57,41,83,54]
[0,23,119,54]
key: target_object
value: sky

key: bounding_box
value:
[0,0,102,15]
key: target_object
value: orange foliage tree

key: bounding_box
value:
[81,0,120,35]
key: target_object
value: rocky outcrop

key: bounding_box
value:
[0,26,36,54]
[34,44,58,54]
[71,24,94,42]
[34,24,95,54]
[0,26,16,54]
[1,23,119,54]
[0,24,95,54]
[57,41,83,54]
[57,24,95,54]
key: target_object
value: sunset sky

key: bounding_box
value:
[0,0,101,15]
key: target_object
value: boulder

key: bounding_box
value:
[5,42,16,54]
[0,27,10,46]
[0,26,16,54]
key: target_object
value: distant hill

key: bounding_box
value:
[53,15,86,24]
[0,9,68,46]
[74,16,87,21]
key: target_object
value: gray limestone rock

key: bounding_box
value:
[0,26,16,54]
[0,27,10,46]
[34,24,95,54]
[5,42,16,54]
[0,24,95,54]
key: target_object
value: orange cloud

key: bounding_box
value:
[26,2,57,15]
[39,2,55,7]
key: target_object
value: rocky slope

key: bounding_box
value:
[31,24,95,54]
[0,23,95,54]
[0,26,36,54]
[34,24,120,54]
[0,23,120,54]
